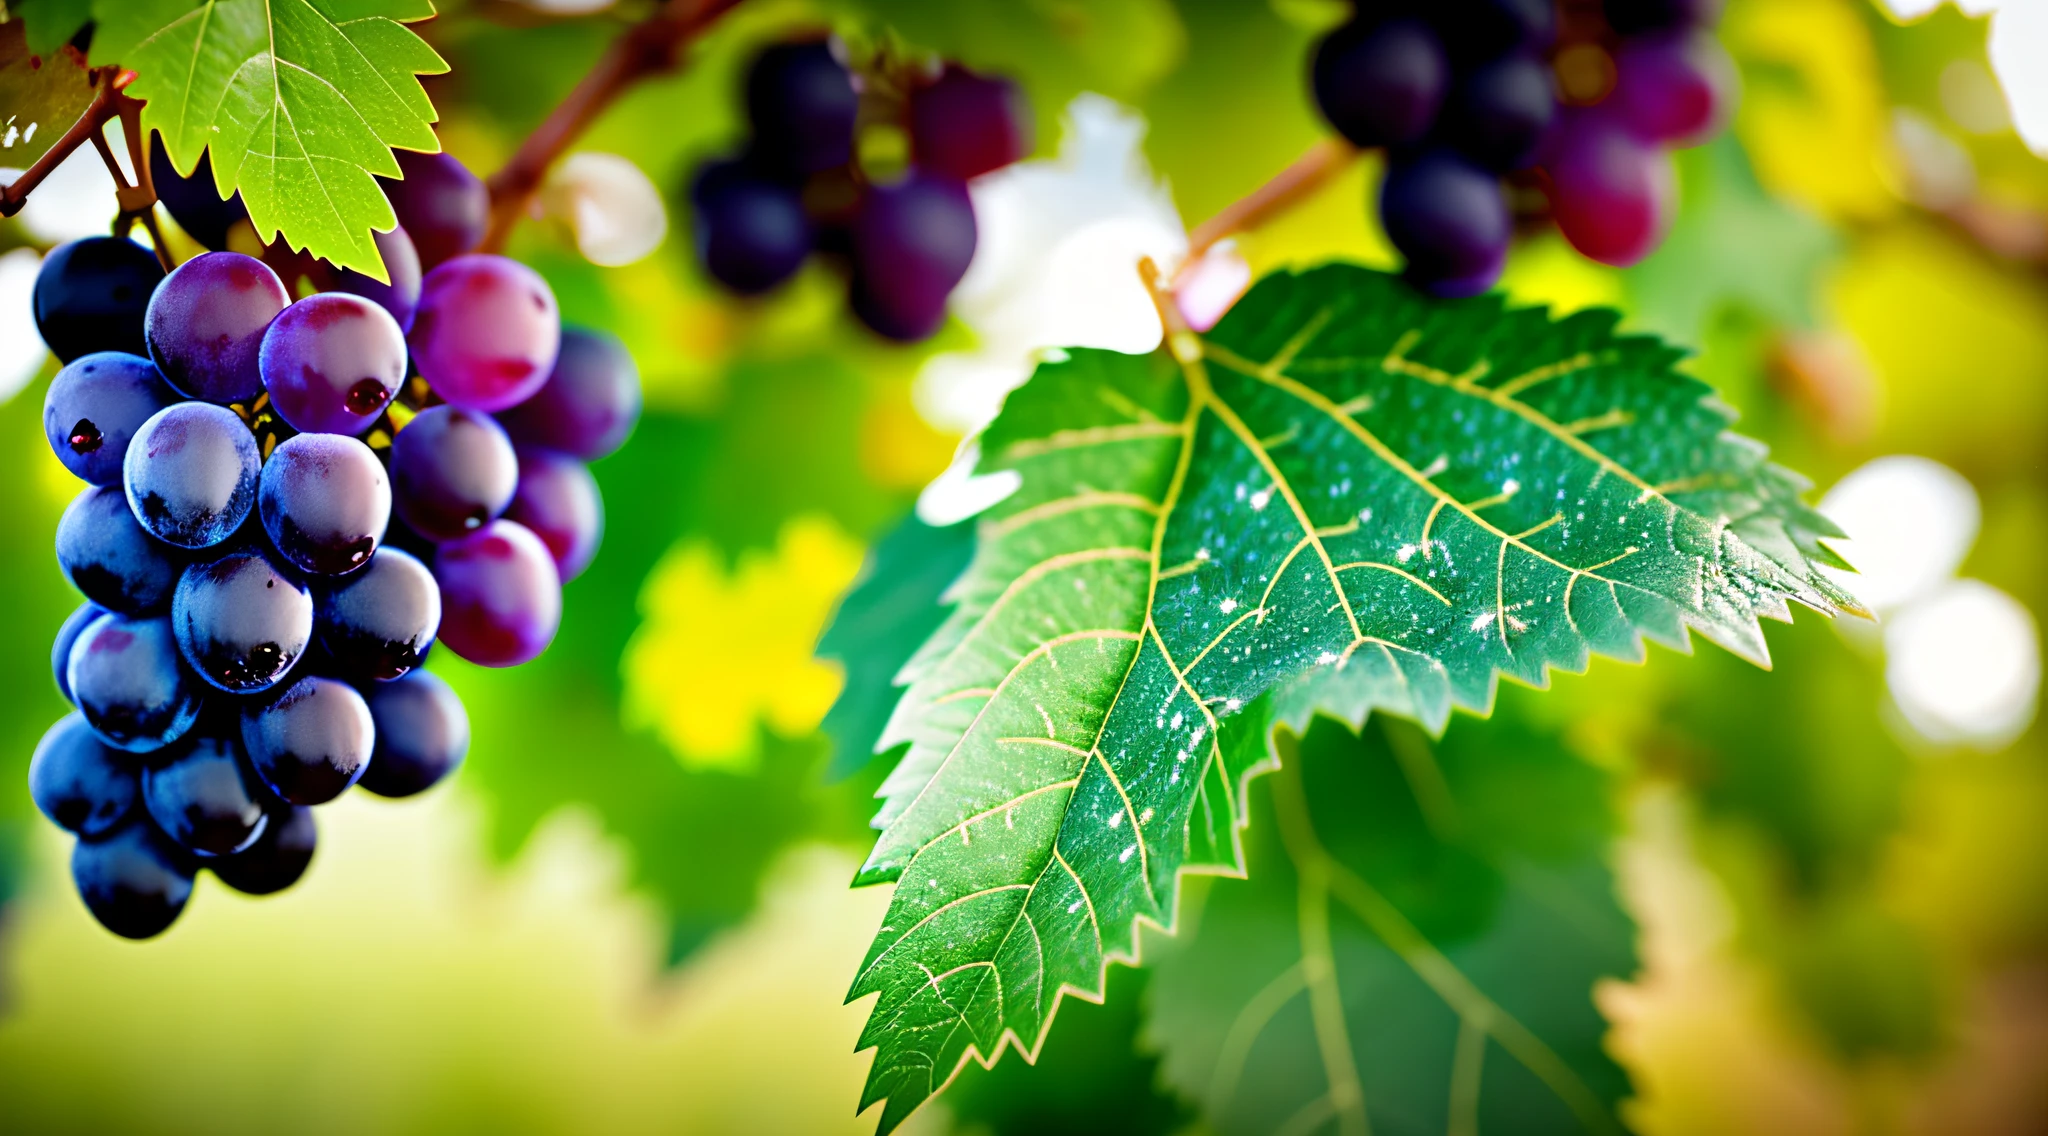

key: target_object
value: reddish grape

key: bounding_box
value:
[1609,31,1735,147]
[408,254,562,411]
[260,293,408,436]
[434,520,561,668]
[1543,110,1677,267]
[258,433,392,576]
[379,150,489,270]
[910,65,1033,181]
[495,326,640,460]
[145,252,289,404]
[1312,18,1448,149]
[390,405,519,541]
[506,449,604,582]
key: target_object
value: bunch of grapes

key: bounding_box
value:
[1312,0,1732,295]
[689,38,1032,340]
[25,147,640,939]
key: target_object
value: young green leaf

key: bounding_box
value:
[0,17,95,166]
[846,264,1850,1133]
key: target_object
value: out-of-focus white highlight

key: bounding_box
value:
[0,248,48,402]
[4,118,124,244]
[915,440,1021,527]
[543,152,668,267]
[1818,455,1979,612]
[1886,579,2040,748]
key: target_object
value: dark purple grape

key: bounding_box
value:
[210,804,316,896]
[43,352,177,486]
[56,485,183,615]
[408,254,561,411]
[124,401,261,549]
[1542,108,1676,266]
[241,676,374,805]
[378,149,489,270]
[506,449,603,582]
[72,818,196,939]
[143,733,269,857]
[259,293,408,435]
[1312,18,1448,149]
[32,237,163,363]
[1608,30,1734,147]
[68,613,202,753]
[357,669,469,797]
[31,712,139,837]
[690,159,813,296]
[258,433,391,576]
[334,225,425,331]
[495,327,640,460]
[144,252,289,404]
[317,547,440,681]
[53,601,108,702]
[910,64,1033,181]
[171,549,313,694]
[1441,52,1556,172]
[1603,0,1721,35]
[1379,150,1511,296]
[149,138,247,252]
[435,520,561,667]
[849,173,977,341]
[390,405,518,541]
[1428,0,1555,60]
[746,40,859,176]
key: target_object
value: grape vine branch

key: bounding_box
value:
[0,62,171,269]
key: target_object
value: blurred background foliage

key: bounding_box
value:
[0,0,2046,1132]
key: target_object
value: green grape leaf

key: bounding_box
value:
[847,264,1853,1133]
[0,17,94,167]
[9,0,93,57]
[103,0,447,280]
[1147,703,1635,1135]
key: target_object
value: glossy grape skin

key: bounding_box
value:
[259,293,409,435]
[910,65,1033,181]
[1379,150,1512,296]
[1441,52,1556,173]
[124,401,261,549]
[53,602,108,702]
[390,405,518,541]
[334,225,425,331]
[1603,0,1720,35]
[143,733,269,857]
[258,433,391,576]
[1609,31,1735,147]
[849,173,978,341]
[242,676,375,805]
[56,486,183,615]
[1543,110,1677,267]
[1312,18,1448,149]
[44,352,177,486]
[210,804,316,896]
[172,550,314,694]
[378,150,489,270]
[357,669,469,797]
[72,818,196,939]
[150,142,248,252]
[317,547,441,681]
[746,40,859,176]
[690,159,813,296]
[68,613,202,753]
[408,254,562,411]
[435,520,561,667]
[31,711,139,838]
[495,327,640,460]
[144,252,289,404]
[506,449,604,582]
[32,237,163,363]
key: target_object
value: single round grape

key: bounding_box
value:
[258,433,391,576]
[1543,110,1677,267]
[53,601,108,702]
[1440,52,1556,173]
[849,173,977,341]
[57,485,183,615]
[144,251,289,404]
[259,293,408,435]
[435,520,561,667]
[746,40,859,176]
[124,401,261,549]
[357,669,469,797]
[1609,30,1735,147]
[317,546,441,681]
[1603,0,1721,35]
[506,449,603,582]
[333,225,425,331]
[68,613,202,753]
[1312,18,1448,149]
[210,804,316,896]
[32,237,164,363]
[910,65,1033,182]
[241,676,375,805]
[143,733,269,857]
[1379,150,1511,296]
[408,254,562,411]
[172,549,313,694]
[44,352,177,486]
[378,149,489,270]
[31,711,139,838]
[690,159,813,296]
[495,327,640,460]
[72,818,196,939]
[389,405,518,541]
[150,140,248,252]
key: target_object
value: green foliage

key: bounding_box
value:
[0,14,94,166]
[9,0,92,56]
[846,264,1850,1131]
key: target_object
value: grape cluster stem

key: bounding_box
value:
[0,65,171,270]
[1179,137,1360,277]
